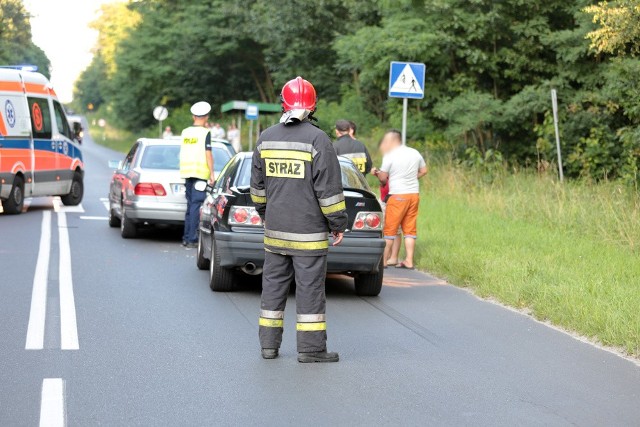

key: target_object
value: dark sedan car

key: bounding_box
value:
[196,153,386,296]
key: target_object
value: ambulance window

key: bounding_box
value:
[53,101,72,140]
[27,97,52,139]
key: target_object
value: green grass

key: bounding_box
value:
[412,165,640,356]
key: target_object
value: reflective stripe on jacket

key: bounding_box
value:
[250,121,348,256]
[179,126,210,180]
[333,135,372,174]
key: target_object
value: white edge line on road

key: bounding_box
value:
[58,212,79,350]
[79,216,108,221]
[39,378,65,427]
[25,211,51,350]
[52,197,85,213]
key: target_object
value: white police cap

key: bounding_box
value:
[190,101,211,117]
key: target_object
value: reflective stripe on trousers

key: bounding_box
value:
[259,251,328,353]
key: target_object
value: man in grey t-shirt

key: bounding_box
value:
[372,130,427,269]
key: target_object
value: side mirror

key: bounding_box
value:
[108,160,121,169]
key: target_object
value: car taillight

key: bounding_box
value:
[353,212,382,231]
[134,183,166,196]
[229,206,263,226]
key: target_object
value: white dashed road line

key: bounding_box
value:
[39,378,65,427]
[57,212,79,350]
[100,197,110,212]
[79,216,108,220]
[25,211,51,350]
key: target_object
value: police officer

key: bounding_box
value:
[333,119,372,174]
[179,101,215,249]
[250,77,348,363]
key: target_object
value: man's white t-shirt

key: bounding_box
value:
[380,145,426,195]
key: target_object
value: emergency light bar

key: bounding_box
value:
[0,65,39,72]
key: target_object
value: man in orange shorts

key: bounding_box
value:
[372,130,427,269]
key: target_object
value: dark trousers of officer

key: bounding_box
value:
[183,178,206,244]
[259,251,328,353]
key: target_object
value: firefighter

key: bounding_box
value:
[179,101,215,249]
[250,76,348,363]
[333,119,372,174]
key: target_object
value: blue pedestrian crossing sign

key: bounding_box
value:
[388,62,425,99]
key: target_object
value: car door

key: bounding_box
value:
[52,100,75,194]
[28,96,56,196]
[110,143,139,214]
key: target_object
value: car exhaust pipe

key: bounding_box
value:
[242,262,262,276]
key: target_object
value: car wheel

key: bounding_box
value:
[60,172,83,206]
[209,233,236,292]
[196,231,210,270]
[108,203,121,228]
[120,205,137,238]
[354,258,384,296]
[2,175,25,215]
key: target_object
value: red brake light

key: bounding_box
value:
[233,208,249,223]
[229,206,263,226]
[365,214,381,229]
[353,211,383,231]
[134,183,166,196]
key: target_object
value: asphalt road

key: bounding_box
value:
[1,128,639,426]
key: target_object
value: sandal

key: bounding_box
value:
[395,262,415,270]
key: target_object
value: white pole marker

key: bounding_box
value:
[58,212,79,350]
[25,211,52,350]
[39,378,65,427]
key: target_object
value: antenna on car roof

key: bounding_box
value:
[0,65,39,72]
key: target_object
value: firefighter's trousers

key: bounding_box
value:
[259,251,328,353]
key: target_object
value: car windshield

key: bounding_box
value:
[233,156,371,191]
[140,145,180,170]
[212,146,231,173]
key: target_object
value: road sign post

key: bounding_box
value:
[389,61,426,145]
[550,89,564,183]
[153,106,169,138]
[245,104,259,151]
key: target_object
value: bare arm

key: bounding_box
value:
[417,166,428,179]
[206,150,214,183]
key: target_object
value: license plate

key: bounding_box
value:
[172,184,186,194]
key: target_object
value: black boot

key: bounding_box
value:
[298,351,339,363]
[261,348,279,359]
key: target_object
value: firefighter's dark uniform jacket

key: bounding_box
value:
[250,120,348,256]
[334,135,372,175]
[250,119,347,353]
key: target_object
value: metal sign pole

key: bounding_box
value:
[551,89,564,182]
[249,120,253,152]
[402,98,408,145]
[159,119,162,139]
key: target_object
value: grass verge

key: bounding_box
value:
[413,165,640,357]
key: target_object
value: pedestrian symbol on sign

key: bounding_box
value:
[389,63,425,98]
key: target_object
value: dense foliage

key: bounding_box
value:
[77,0,640,183]
[0,0,50,76]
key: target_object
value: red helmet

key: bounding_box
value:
[281,76,317,112]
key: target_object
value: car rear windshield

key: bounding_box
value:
[212,146,231,173]
[140,145,180,170]
[234,156,371,191]
[140,145,231,172]
[340,160,371,190]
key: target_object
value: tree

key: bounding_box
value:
[585,0,640,56]
[0,0,50,76]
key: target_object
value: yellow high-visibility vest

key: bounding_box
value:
[179,126,210,180]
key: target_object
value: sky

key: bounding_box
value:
[23,0,120,103]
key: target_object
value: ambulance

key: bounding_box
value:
[0,67,84,214]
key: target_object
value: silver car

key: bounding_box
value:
[108,138,232,238]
